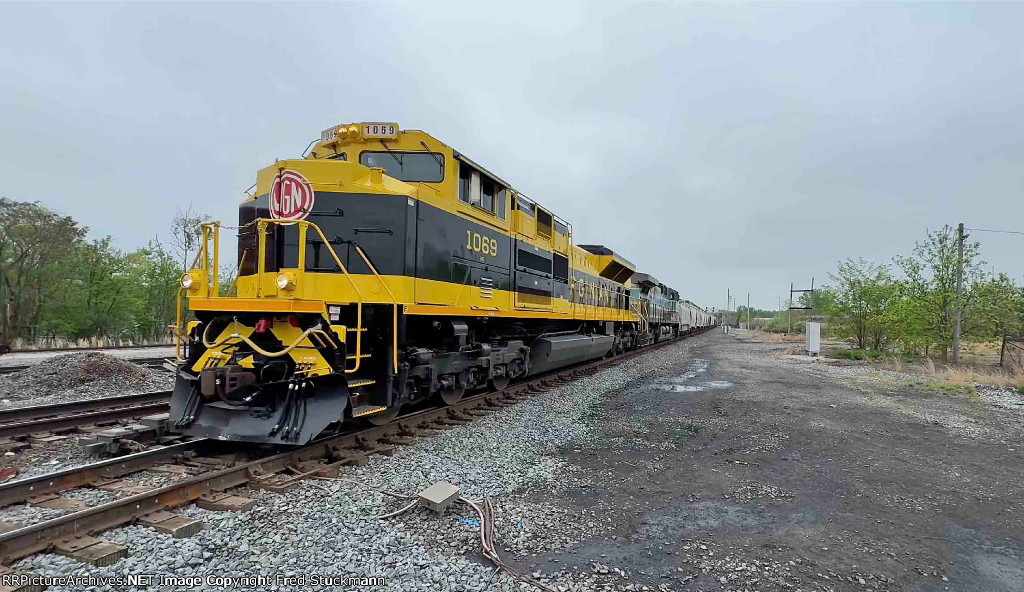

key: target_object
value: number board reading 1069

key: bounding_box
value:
[363,123,398,139]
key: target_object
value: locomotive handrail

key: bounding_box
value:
[630,300,648,334]
[190,219,372,374]
[284,219,368,374]
[171,287,186,363]
[353,244,400,374]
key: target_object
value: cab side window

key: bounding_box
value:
[459,166,473,205]
[480,177,495,213]
[458,162,506,220]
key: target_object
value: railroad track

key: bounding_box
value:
[0,330,707,567]
[0,357,174,376]
[0,391,172,441]
[6,344,174,355]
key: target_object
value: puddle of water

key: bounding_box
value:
[653,380,734,393]
[655,384,704,393]
[652,360,733,393]
[652,359,735,393]
[658,359,710,384]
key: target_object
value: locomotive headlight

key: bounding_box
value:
[180,270,206,294]
[276,271,296,291]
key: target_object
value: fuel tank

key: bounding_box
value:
[528,333,614,375]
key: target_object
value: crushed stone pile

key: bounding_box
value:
[0,352,171,406]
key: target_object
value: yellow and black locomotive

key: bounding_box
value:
[169,122,716,444]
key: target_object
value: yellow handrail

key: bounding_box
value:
[353,244,400,374]
[190,218,400,375]
[172,287,185,362]
[302,222,369,374]
[211,222,220,296]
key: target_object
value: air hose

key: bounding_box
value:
[201,320,335,358]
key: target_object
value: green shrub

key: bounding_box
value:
[833,348,892,361]
[833,349,862,360]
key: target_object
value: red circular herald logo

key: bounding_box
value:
[269,170,315,222]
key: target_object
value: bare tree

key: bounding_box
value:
[169,204,211,271]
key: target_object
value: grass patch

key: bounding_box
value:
[963,341,1003,356]
[740,330,805,344]
[933,364,1023,390]
[921,381,976,396]
[902,363,1023,399]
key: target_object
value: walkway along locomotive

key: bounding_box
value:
[169,122,716,444]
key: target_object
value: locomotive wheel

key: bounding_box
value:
[440,384,466,405]
[489,375,511,391]
[366,404,402,426]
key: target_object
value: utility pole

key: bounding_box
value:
[953,222,965,364]
[747,293,750,329]
[788,283,793,334]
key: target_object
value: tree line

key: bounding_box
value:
[754,225,1024,363]
[0,198,208,349]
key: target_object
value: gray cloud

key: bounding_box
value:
[2,2,1022,311]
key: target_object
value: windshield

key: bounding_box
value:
[359,151,444,182]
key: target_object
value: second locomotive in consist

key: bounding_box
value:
[170,122,716,444]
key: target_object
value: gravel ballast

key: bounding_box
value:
[0,352,174,482]
[13,336,709,592]
[0,352,172,408]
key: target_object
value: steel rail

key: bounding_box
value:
[7,344,175,355]
[0,403,171,440]
[0,357,173,375]
[0,440,205,508]
[0,329,710,563]
[0,391,172,425]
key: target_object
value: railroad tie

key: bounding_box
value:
[26,494,87,512]
[54,535,127,567]
[247,473,299,493]
[26,434,66,445]
[138,510,204,539]
[94,481,155,496]
[147,464,193,475]
[196,492,255,512]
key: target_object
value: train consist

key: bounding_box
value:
[169,122,716,444]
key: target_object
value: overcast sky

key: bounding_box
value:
[2,2,1022,311]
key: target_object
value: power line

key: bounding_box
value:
[964,227,1024,236]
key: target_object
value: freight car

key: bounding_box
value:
[169,122,716,444]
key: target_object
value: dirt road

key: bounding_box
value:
[513,330,1024,591]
